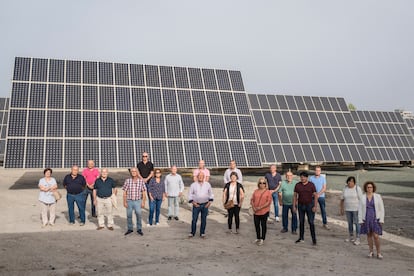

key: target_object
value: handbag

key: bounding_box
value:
[53,190,62,201]
[224,185,237,209]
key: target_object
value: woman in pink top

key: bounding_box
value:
[250,177,272,246]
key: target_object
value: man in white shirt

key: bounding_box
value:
[164,165,184,221]
[223,160,243,185]
[188,172,214,238]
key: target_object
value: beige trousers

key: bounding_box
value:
[97,197,114,227]
[40,201,56,225]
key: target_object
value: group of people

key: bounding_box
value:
[38,156,385,258]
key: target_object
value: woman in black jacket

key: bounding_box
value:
[222,172,245,234]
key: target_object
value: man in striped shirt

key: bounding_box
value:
[123,167,147,236]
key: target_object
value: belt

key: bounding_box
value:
[98,196,111,199]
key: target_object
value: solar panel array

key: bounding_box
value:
[352,111,414,161]
[405,117,414,138]
[5,57,261,168]
[0,98,9,161]
[248,94,370,163]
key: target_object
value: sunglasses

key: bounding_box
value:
[259,182,266,184]
[142,156,148,158]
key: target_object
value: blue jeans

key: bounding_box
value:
[272,192,279,217]
[298,203,316,243]
[67,192,86,223]
[282,204,297,232]
[149,199,162,225]
[127,200,143,231]
[191,203,209,236]
[84,188,96,216]
[346,211,360,238]
[318,197,327,225]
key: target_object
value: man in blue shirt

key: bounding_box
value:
[265,164,282,222]
[309,166,330,230]
[93,168,117,230]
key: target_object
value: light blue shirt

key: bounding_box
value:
[309,175,326,198]
[38,177,57,204]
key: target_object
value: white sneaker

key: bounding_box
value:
[353,238,361,245]
[147,224,151,227]
[258,239,264,246]
[275,217,280,222]
[345,236,355,242]
[155,223,159,226]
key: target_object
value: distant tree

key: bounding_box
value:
[348,103,356,111]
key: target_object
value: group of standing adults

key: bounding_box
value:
[38,158,385,258]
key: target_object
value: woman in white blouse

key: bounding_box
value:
[38,168,58,227]
[340,176,363,245]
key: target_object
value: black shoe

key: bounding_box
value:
[92,214,97,218]
[174,216,179,221]
[313,241,317,246]
[137,229,144,236]
[281,229,288,233]
[168,216,172,221]
[124,230,133,236]
[295,238,304,243]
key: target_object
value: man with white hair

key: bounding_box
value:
[188,172,214,238]
[93,168,117,230]
[63,165,87,226]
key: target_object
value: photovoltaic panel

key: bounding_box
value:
[249,94,370,163]
[404,117,414,138]
[5,57,261,168]
[352,111,414,161]
[0,98,9,162]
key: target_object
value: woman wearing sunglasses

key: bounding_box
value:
[250,177,272,246]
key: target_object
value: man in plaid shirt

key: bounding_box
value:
[123,167,147,236]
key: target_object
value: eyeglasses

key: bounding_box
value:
[142,156,148,158]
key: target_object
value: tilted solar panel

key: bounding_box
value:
[5,57,261,168]
[249,94,370,163]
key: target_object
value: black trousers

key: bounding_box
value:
[298,204,316,243]
[254,212,269,240]
[227,206,241,229]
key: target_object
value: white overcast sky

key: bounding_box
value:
[0,0,413,112]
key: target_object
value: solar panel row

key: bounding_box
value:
[248,94,370,163]
[3,57,414,168]
[352,111,414,161]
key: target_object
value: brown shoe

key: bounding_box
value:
[107,226,114,231]
[97,226,104,230]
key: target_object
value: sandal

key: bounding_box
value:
[368,252,374,258]
[377,253,383,259]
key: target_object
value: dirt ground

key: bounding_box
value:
[1,168,414,275]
